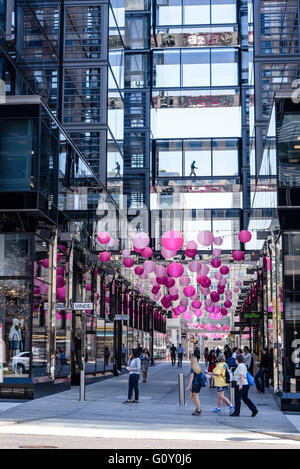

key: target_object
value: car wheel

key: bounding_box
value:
[17,364,25,375]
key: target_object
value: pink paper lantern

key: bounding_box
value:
[97,232,111,244]
[197,230,214,246]
[180,298,188,307]
[57,267,64,276]
[183,285,196,298]
[166,277,176,288]
[132,232,150,250]
[169,286,179,296]
[201,264,210,276]
[194,309,202,317]
[42,258,49,269]
[238,230,252,243]
[56,276,65,288]
[211,257,221,268]
[135,266,144,276]
[186,240,197,250]
[156,276,167,285]
[232,250,244,261]
[188,260,201,273]
[236,280,242,286]
[220,265,229,275]
[167,262,184,278]
[185,249,197,258]
[99,251,111,263]
[210,291,220,303]
[56,286,66,302]
[183,311,192,320]
[141,247,153,258]
[122,249,131,258]
[192,300,202,309]
[214,271,223,281]
[33,287,40,297]
[143,260,156,273]
[221,307,227,316]
[177,305,187,314]
[234,287,239,293]
[213,236,223,246]
[57,244,67,252]
[212,248,221,257]
[179,275,191,286]
[155,265,167,277]
[124,257,134,268]
[161,247,176,259]
[224,300,232,308]
[161,230,184,252]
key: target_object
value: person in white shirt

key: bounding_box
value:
[242,346,252,369]
[230,354,258,417]
[124,350,141,403]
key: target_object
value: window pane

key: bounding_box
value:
[157,0,182,25]
[153,50,180,87]
[211,0,236,24]
[183,0,210,25]
[212,139,239,176]
[211,49,238,85]
[184,139,211,176]
[182,50,210,86]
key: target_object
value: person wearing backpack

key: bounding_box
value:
[230,354,258,417]
[186,356,203,416]
[207,354,235,415]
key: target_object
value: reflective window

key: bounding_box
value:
[182,50,210,86]
[212,139,239,176]
[157,0,182,25]
[183,139,211,176]
[153,50,180,87]
[211,49,238,86]
[183,0,210,24]
[157,140,182,176]
[211,0,236,24]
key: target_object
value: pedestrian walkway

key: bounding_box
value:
[0,361,299,448]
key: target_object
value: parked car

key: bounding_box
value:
[8,352,30,374]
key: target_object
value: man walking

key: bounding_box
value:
[113,161,121,177]
[170,343,177,366]
[189,161,198,177]
[177,343,184,367]
[254,347,270,393]
[122,344,127,365]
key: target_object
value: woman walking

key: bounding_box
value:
[186,356,202,416]
[140,348,150,382]
[207,354,235,415]
[207,349,217,388]
[230,354,258,417]
[204,347,209,366]
[124,349,141,404]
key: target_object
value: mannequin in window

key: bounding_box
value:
[189,161,198,177]
[9,318,22,358]
[113,162,121,178]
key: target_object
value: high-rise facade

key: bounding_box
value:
[0,0,299,410]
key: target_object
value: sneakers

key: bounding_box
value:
[251,409,258,417]
[192,409,202,416]
[123,400,131,404]
[229,405,235,415]
[212,408,221,413]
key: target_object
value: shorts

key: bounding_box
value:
[191,383,201,393]
[216,386,228,392]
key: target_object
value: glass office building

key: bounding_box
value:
[0,0,299,410]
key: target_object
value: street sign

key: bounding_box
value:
[73,303,93,311]
[114,314,129,321]
[0,324,3,384]
[44,302,68,310]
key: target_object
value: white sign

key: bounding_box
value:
[0,324,3,384]
[114,315,129,321]
[44,303,68,310]
[73,303,93,311]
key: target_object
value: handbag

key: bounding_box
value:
[246,371,254,386]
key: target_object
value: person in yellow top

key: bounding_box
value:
[206,354,235,415]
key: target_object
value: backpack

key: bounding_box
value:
[198,372,207,387]
[223,364,231,384]
[227,356,236,368]
[246,371,254,386]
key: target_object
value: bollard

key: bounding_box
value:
[178,373,185,406]
[80,367,85,401]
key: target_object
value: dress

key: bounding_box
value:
[208,356,217,372]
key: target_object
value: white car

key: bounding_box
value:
[8,352,30,374]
